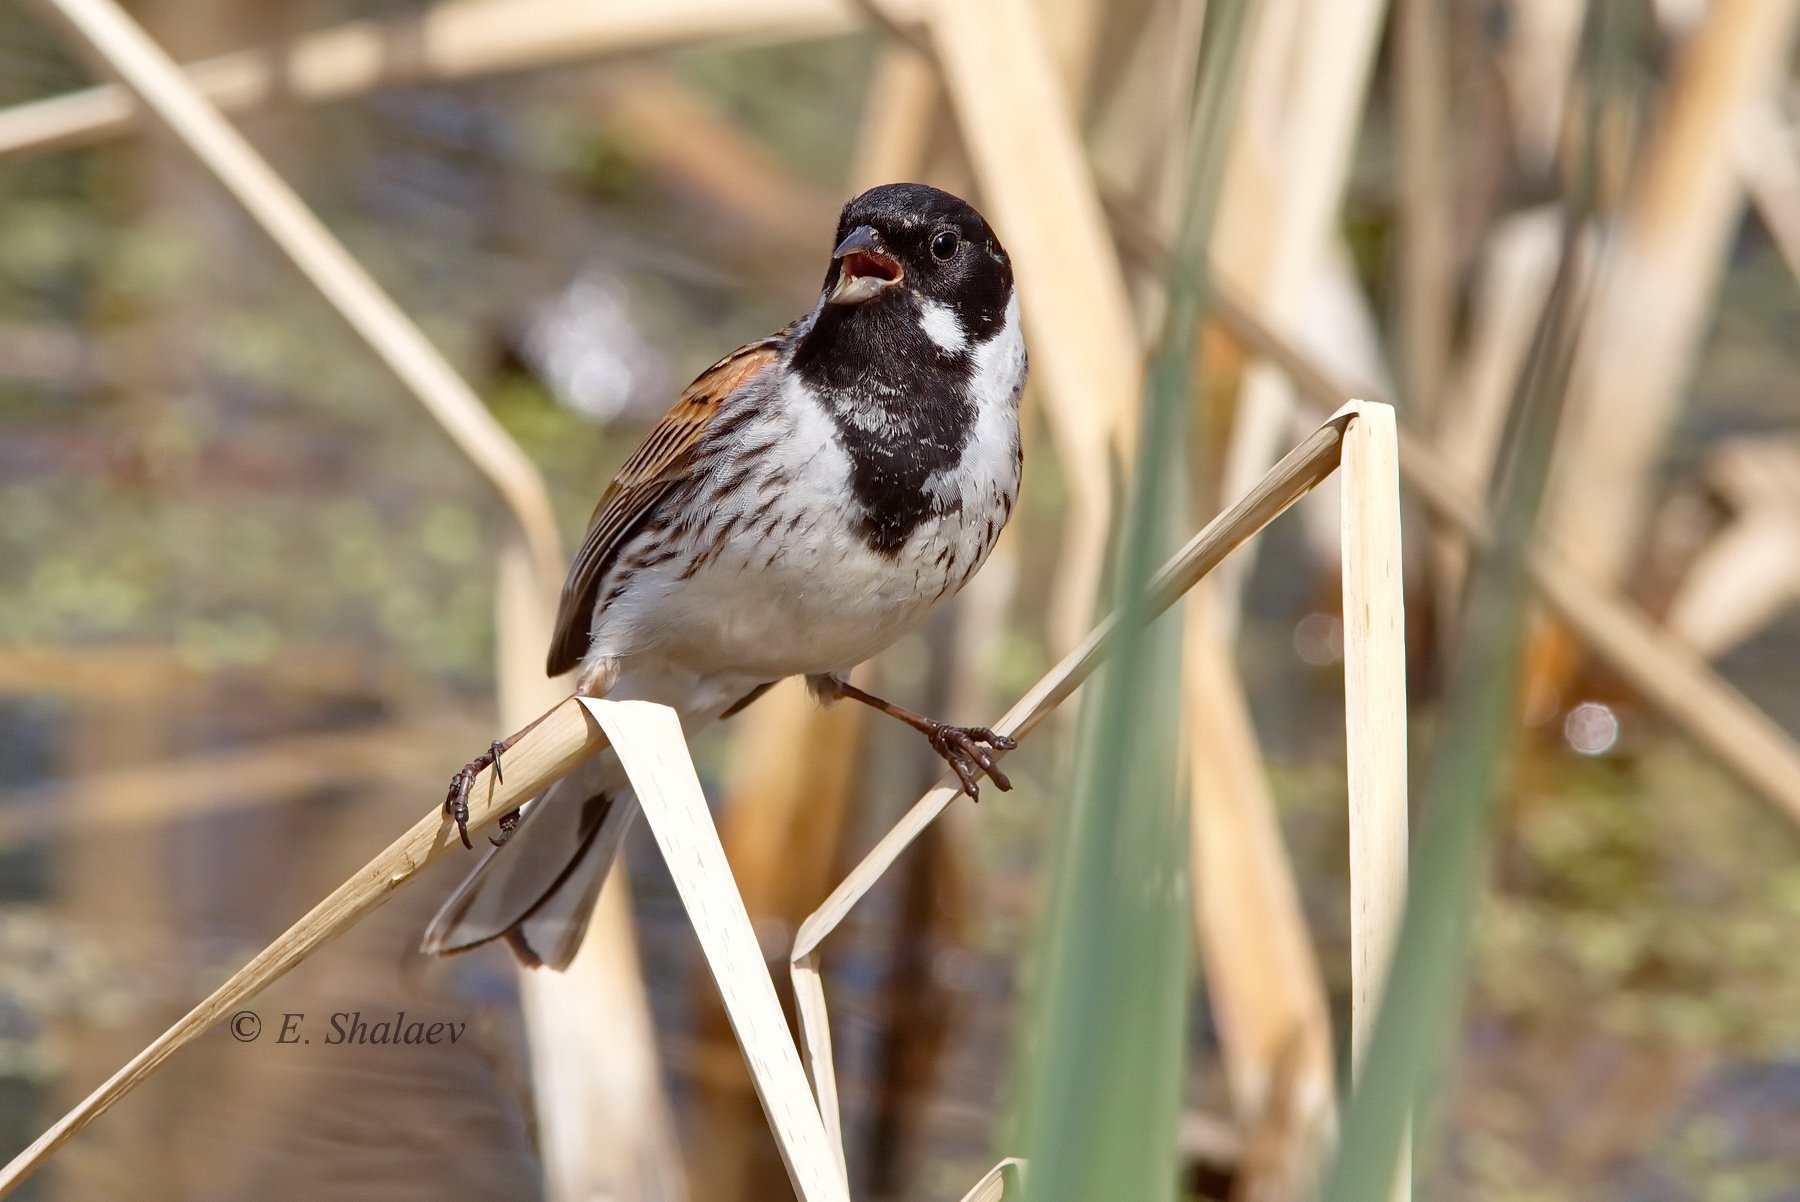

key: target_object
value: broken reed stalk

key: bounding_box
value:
[791,411,1357,1162]
[574,700,850,1202]
[1338,401,1411,1202]
[0,413,1357,1200]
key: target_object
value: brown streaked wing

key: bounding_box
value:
[546,332,786,677]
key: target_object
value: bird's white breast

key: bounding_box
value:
[594,295,1025,681]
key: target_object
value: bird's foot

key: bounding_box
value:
[444,739,509,850]
[808,674,1017,801]
[926,724,1017,801]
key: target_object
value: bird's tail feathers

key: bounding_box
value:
[421,750,637,971]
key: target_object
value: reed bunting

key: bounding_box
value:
[425,183,1027,969]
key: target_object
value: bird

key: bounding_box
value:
[423,182,1027,970]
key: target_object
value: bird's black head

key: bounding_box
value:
[793,184,1026,559]
[815,183,1014,344]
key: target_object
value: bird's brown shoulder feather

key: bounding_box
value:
[546,331,787,677]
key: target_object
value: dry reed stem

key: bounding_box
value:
[575,699,849,1202]
[1212,287,1800,827]
[0,0,923,162]
[927,0,1140,651]
[788,954,846,1179]
[524,894,690,1202]
[1212,0,1387,361]
[1338,400,1411,1202]
[38,0,564,595]
[0,695,604,1197]
[791,412,1358,1150]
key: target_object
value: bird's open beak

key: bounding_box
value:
[827,225,903,305]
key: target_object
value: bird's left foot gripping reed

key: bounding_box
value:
[443,737,520,849]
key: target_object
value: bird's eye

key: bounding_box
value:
[930,230,960,261]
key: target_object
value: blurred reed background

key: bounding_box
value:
[2,0,1799,1199]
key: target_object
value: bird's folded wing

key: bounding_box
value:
[546,331,788,676]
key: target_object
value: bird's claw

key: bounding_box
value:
[488,807,522,848]
[928,724,1016,801]
[443,739,509,850]
[444,768,476,850]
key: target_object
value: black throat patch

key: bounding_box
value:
[792,295,978,556]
